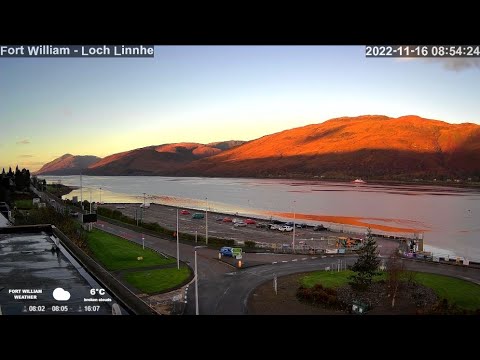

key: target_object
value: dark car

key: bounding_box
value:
[313,224,327,231]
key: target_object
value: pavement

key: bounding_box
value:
[94,219,480,315]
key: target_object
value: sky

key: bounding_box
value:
[1,45,479,171]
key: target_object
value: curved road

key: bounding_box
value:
[92,220,480,315]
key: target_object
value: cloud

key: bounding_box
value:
[19,154,33,158]
[52,288,71,301]
[426,58,480,71]
[22,161,45,166]
[16,139,30,145]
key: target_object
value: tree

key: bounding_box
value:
[349,228,380,291]
[386,250,405,308]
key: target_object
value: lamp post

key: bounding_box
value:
[176,208,180,270]
[99,187,102,204]
[80,172,83,211]
[205,197,208,245]
[194,245,207,315]
[142,192,146,224]
[89,188,93,232]
[292,200,296,253]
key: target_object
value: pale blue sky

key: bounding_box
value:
[1,46,479,171]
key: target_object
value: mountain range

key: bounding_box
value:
[35,115,480,180]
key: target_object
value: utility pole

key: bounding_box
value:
[292,200,296,253]
[142,192,146,224]
[89,189,93,231]
[99,187,102,204]
[176,208,180,270]
[205,197,208,245]
[80,172,83,211]
[194,245,206,315]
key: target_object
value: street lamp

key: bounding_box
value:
[99,187,102,204]
[194,245,207,315]
[80,172,83,211]
[176,208,180,270]
[205,197,208,245]
[142,192,146,224]
[292,200,296,253]
[89,188,93,232]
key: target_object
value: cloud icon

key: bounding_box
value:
[53,288,71,301]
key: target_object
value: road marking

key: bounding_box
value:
[292,259,298,262]
[272,261,278,264]
[311,257,317,259]
[282,260,288,263]
[302,258,308,261]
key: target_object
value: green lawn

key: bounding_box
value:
[300,270,480,311]
[413,272,480,311]
[15,199,33,210]
[301,270,386,288]
[86,229,175,271]
[124,266,191,294]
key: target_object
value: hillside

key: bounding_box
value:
[36,116,480,180]
[36,154,101,175]
[176,115,480,180]
[84,141,246,175]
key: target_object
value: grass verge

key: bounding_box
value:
[15,199,33,210]
[86,228,175,271]
[124,266,191,294]
[300,270,480,311]
[413,272,480,311]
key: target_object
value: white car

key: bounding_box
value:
[234,221,247,227]
[279,225,293,232]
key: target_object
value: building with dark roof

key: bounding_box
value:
[0,225,156,315]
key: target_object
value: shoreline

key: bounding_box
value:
[39,174,480,191]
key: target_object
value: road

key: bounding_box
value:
[94,220,480,315]
[34,188,480,315]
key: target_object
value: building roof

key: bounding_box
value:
[0,229,125,315]
[0,212,9,227]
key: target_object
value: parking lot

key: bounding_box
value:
[100,203,400,253]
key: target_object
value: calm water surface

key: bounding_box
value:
[43,176,480,261]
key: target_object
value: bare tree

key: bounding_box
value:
[386,250,405,308]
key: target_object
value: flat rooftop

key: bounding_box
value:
[0,230,123,315]
[0,213,9,227]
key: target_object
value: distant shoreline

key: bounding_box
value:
[40,174,480,190]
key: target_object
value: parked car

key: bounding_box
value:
[234,221,247,227]
[69,211,79,217]
[244,219,256,224]
[285,221,294,226]
[256,223,267,228]
[296,223,307,228]
[192,213,204,219]
[269,224,280,230]
[222,217,233,222]
[180,209,190,215]
[139,203,150,208]
[279,225,294,232]
[219,246,234,257]
[215,217,224,221]
[313,224,327,231]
